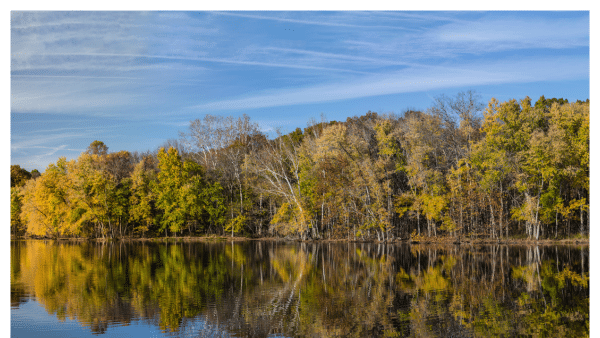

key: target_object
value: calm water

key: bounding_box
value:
[11,240,588,337]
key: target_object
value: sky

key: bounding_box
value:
[10,11,590,171]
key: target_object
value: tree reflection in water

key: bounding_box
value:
[11,241,588,337]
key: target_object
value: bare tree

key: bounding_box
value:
[181,114,264,222]
[245,129,307,238]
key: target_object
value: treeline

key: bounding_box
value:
[10,93,589,240]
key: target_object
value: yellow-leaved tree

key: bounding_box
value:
[21,157,79,238]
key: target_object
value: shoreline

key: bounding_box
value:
[11,235,589,246]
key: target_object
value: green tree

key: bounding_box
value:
[11,186,26,237]
[11,164,32,187]
[30,169,41,179]
[154,147,188,236]
[129,156,157,237]
[85,140,108,156]
[154,147,210,236]
[202,181,226,233]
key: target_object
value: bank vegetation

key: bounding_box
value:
[11,93,589,242]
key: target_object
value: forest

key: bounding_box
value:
[10,92,589,241]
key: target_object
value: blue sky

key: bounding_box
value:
[10,11,590,171]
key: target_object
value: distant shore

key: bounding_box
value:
[12,235,589,246]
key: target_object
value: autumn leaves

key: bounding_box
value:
[11,94,589,240]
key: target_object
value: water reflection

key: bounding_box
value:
[11,241,588,337]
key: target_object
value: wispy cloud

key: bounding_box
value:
[29,145,68,168]
[373,11,469,23]
[11,12,151,68]
[11,79,146,113]
[11,132,86,152]
[28,145,85,152]
[11,145,81,171]
[10,11,589,171]
[211,11,423,31]
[339,13,588,61]
[32,52,372,74]
[430,15,589,51]
[260,46,417,67]
[12,74,147,80]
[193,55,588,111]
[11,120,134,170]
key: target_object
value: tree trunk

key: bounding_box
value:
[500,183,504,239]
[555,209,558,239]
[489,195,495,239]
[580,191,585,237]
[580,203,584,237]
[427,217,431,237]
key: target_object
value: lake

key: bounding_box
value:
[11,240,588,337]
